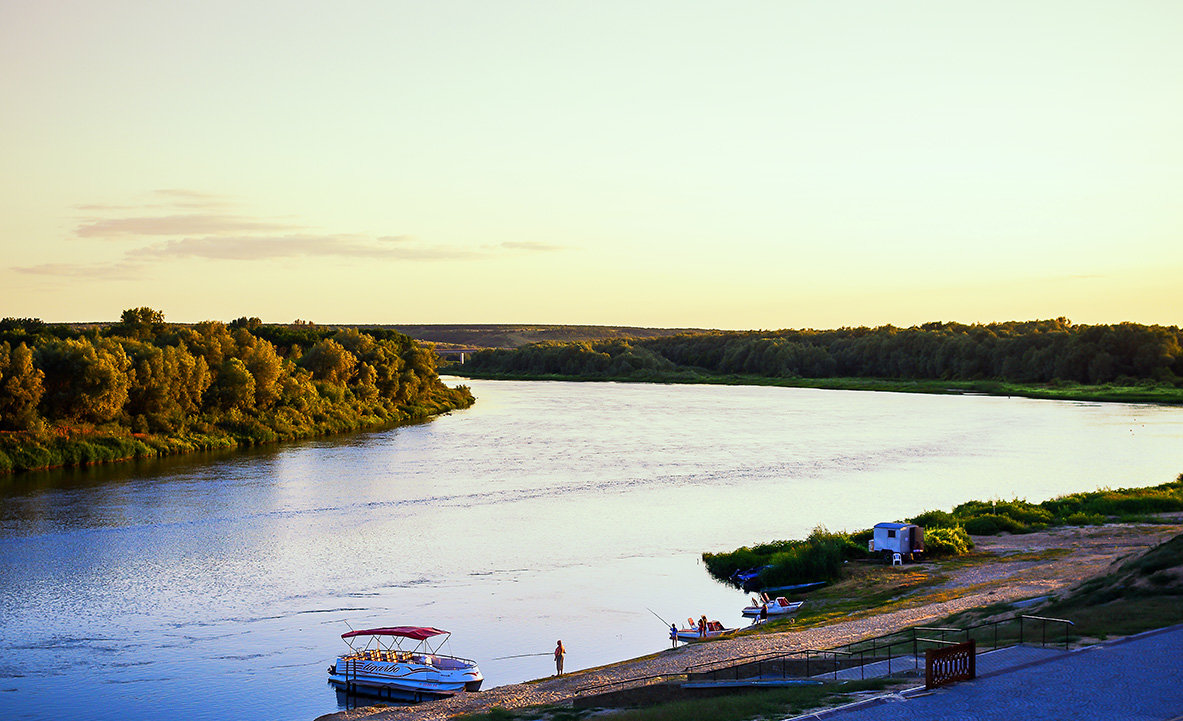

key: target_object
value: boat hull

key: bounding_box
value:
[328,658,482,700]
[741,603,803,618]
[741,597,804,618]
[673,629,735,643]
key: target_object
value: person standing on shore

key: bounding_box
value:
[554,640,565,676]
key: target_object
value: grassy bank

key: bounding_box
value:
[0,392,468,475]
[702,474,1183,591]
[456,370,1183,405]
[457,678,896,721]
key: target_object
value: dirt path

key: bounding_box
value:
[315,523,1180,721]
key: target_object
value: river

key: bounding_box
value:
[0,379,1179,720]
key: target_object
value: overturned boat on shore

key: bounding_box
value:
[327,626,483,701]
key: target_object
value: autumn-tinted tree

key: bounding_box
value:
[112,307,166,340]
[0,342,45,429]
[298,339,357,386]
[36,338,131,423]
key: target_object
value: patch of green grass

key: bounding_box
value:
[459,680,898,721]
[602,679,893,721]
[455,706,595,721]
[776,565,945,630]
[928,531,1183,646]
[1050,597,1183,639]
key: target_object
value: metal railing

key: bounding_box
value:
[575,612,1075,698]
[575,672,687,696]
[1019,614,1075,650]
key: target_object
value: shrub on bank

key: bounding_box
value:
[923,527,974,557]
[962,514,1031,535]
[907,509,957,529]
[704,528,867,588]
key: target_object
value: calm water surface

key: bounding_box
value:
[1,379,1180,720]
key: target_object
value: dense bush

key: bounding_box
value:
[949,475,1183,535]
[953,499,1054,525]
[704,528,866,587]
[962,514,1031,535]
[907,509,958,529]
[923,527,974,557]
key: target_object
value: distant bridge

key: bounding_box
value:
[432,347,485,363]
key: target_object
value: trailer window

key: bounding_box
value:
[887,529,896,538]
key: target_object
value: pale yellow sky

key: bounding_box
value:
[1,1,1180,328]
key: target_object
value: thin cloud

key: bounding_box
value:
[76,214,301,238]
[129,234,479,261]
[32,190,560,280]
[74,189,233,214]
[14,261,145,280]
[500,240,566,252]
[152,188,225,202]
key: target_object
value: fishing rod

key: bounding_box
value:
[646,607,672,627]
[490,652,553,661]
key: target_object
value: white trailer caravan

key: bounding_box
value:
[869,522,925,562]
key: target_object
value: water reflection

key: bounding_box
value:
[0,380,1180,721]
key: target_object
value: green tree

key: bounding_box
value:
[298,339,357,386]
[112,307,166,339]
[0,342,45,429]
[123,341,211,431]
[37,338,131,423]
[208,358,256,412]
[242,339,285,409]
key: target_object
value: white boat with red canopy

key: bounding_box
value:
[327,626,483,701]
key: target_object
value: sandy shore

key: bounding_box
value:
[315,523,1180,721]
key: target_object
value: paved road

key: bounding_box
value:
[801,625,1183,721]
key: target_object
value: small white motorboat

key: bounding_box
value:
[327,626,483,701]
[741,595,804,618]
[671,617,737,644]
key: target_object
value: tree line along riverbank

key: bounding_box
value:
[0,310,473,474]
[456,319,1183,404]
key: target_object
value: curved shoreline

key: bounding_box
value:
[453,372,1183,406]
[315,522,1182,721]
[0,396,473,477]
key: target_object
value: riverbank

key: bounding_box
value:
[0,393,473,476]
[315,521,1182,721]
[453,371,1183,405]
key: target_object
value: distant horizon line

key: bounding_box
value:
[18,317,1182,332]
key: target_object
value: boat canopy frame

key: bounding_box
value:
[341,626,453,655]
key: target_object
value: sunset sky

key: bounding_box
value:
[2,1,1181,329]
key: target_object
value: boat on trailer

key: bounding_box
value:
[327,626,483,701]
